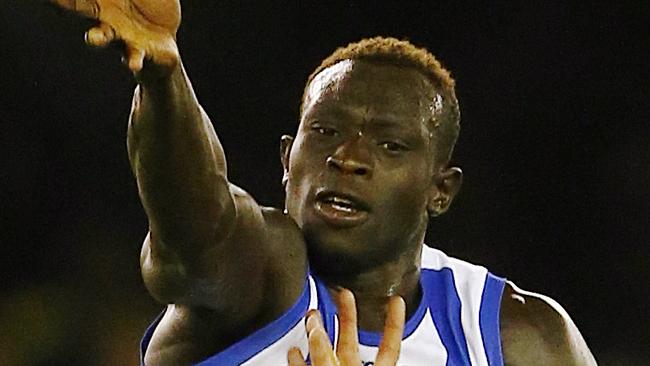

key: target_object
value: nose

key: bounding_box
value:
[326,137,373,177]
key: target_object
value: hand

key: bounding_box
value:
[288,289,405,366]
[50,0,181,72]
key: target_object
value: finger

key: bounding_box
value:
[287,347,307,366]
[335,289,361,365]
[50,0,99,18]
[305,309,323,334]
[126,45,145,73]
[85,23,115,47]
[308,326,338,366]
[375,296,405,366]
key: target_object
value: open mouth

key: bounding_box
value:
[314,190,369,227]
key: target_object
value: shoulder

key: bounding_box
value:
[230,184,306,257]
[421,246,485,274]
[420,246,495,288]
[499,281,597,366]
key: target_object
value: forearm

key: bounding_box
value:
[128,61,235,261]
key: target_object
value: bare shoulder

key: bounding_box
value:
[499,281,597,366]
[258,203,309,291]
[142,188,309,365]
[141,183,307,313]
[225,184,309,310]
[231,184,307,262]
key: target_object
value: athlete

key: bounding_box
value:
[50,0,597,365]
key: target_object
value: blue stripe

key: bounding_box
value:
[479,273,506,366]
[139,278,311,365]
[197,279,311,365]
[422,268,471,366]
[140,309,166,366]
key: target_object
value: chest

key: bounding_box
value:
[356,310,447,365]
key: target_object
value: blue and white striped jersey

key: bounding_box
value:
[141,246,505,365]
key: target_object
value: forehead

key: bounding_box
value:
[302,60,444,128]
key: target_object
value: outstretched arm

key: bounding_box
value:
[129,61,238,304]
[50,0,306,315]
[500,281,597,366]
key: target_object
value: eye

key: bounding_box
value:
[380,141,408,153]
[310,123,338,136]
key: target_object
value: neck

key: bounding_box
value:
[319,244,423,332]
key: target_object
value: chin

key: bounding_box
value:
[303,226,394,275]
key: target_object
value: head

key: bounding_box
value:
[281,37,463,273]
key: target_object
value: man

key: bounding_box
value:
[50,0,597,365]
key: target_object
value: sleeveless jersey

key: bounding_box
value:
[140,246,506,365]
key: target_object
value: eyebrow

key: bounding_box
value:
[318,105,405,125]
[310,104,425,135]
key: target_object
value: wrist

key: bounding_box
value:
[135,56,182,87]
[136,60,192,106]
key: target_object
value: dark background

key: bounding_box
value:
[1,1,648,365]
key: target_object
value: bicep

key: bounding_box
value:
[140,184,299,310]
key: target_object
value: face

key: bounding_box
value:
[283,60,454,272]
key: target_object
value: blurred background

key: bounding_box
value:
[1,1,648,365]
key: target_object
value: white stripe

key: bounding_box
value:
[308,276,318,309]
[333,314,340,352]
[356,309,448,365]
[447,256,489,366]
[422,247,490,366]
[400,309,448,364]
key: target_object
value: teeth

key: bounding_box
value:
[320,194,362,214]
[328,196,356,211]
[331,203,354,212]
[332,196,353,205]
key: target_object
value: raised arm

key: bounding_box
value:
[129,61,237,303]
[50,0,307,315]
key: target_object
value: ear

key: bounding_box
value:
[280,135,294,186]
[427,167,463,217]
